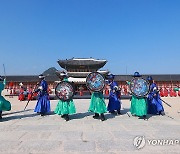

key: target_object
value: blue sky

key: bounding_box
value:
[0,0,180,75]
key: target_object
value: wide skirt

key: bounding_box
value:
[0,96,11,111]
[147,97,164,114]
[88,92,107,114]
[107,94,121,111]
[34,95,51,113]
[130,95,147,116]
[54,99,76,115]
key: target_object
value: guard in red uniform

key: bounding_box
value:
[163,87,168,97]
[169,87,174,97]
[18,83,25,101]
[105,87,109,96]
[160,87,164,97]
[27,86,33,101]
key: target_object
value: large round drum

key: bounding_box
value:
[86,72,105,92]
[130,78,150,98]
[55,81,75,101]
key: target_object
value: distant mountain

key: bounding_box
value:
[42,67,58,76]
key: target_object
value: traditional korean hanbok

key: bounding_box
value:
[107,80,121,114]
[147,76,164,115]
[129,72,147,118]
[89,92,107,121]
[163,87,168,97]
[34,75,51,115]
[18,87,25,101]
[54,77,76,121]
[0,78,11,118]
[130,95,147,117]
[27,87,33,101]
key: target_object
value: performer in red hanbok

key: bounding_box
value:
[79,86,84,96]
[169,87,174,97]
[27,86,33,101]
[123,85,128,95]
[13,87,16,95]
[105,87,109,96]
[173,89,177,97]
[163,87,168,97]
[160,87,164,97]
[18,83,25,101]
[9,81,14,91]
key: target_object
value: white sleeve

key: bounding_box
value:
[38,86,43,90]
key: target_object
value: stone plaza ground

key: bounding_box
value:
[0,95,180,154]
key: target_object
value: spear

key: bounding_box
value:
[24,82,39,110]
[159,98,172,108]
[24,95,32,110]
[154,89,172,108]
[3,64,6,77]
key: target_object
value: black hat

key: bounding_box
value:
[39,74,45,79]
[59,71,68,77]
[133,72,141,77]
[147,76,153,81]
[107,74,115,79]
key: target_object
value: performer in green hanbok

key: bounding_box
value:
[89,91,107,121]
[128,72,147,119]
[54,71,76,121]
[0,76,11,119]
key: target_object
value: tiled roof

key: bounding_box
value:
[57,58,107,70]
[114,74,180,82]
[2,74,180,83]
[4,75,59,82]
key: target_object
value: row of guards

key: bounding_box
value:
[5,80,180,101]
[104,85,180,97]
[6,83,53,101]
[55,71,179,102]
[159,87,180,97]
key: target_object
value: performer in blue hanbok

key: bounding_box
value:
[34,74,51,116]
[107,74,121,114]
[147,76,165,116]
[0,76,11,119]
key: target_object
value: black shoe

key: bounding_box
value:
[143,115,148,120]
[117,110,121,115]
[0,114,2,119]
[93,113,99,119]
[139,115,147,120]
[64,114,70,121]
[61,114,65,118]
[160,111,165,116]
[100,114,105,121]
[109,111,116,114]
[40,112,45,116]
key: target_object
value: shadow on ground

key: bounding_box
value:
[0,113,40,122]
[2,109,33,116]
[71,112,94,120]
